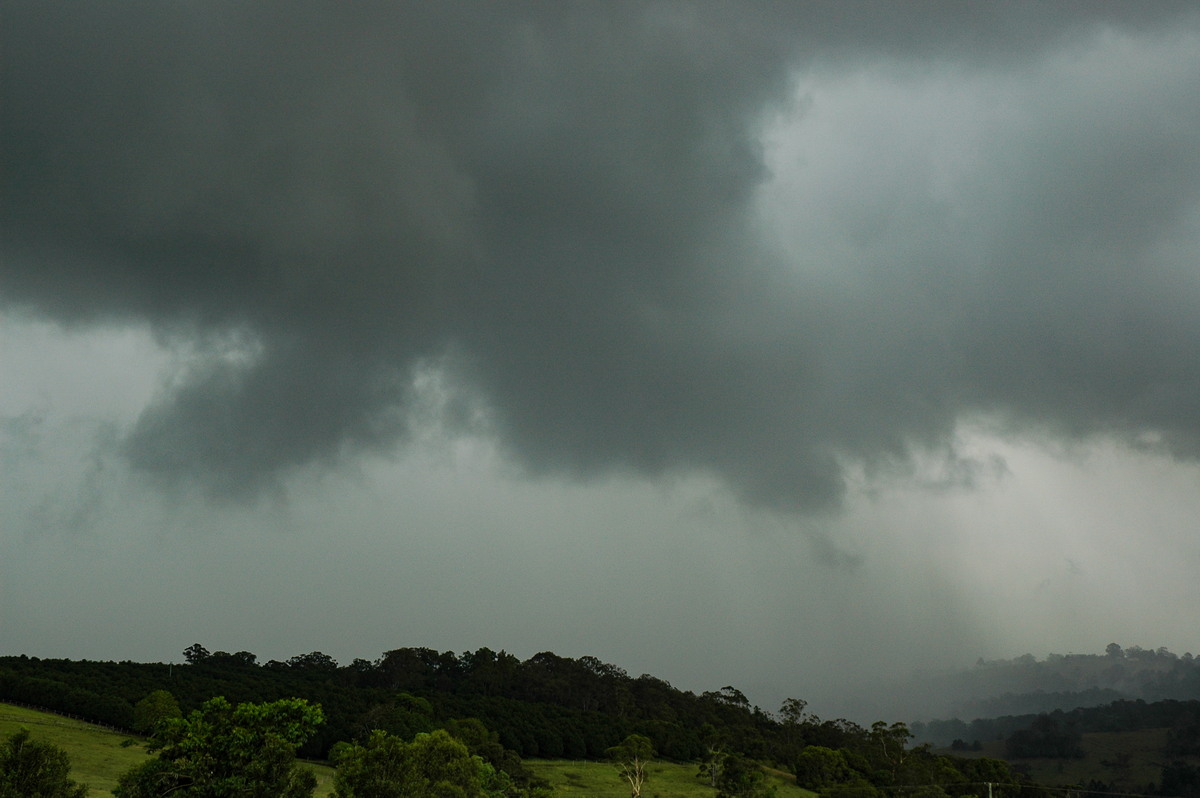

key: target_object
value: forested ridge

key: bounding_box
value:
[3,645,1199,797]
[0,646,776,759]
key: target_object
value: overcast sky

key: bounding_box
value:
[3,1,1200,723]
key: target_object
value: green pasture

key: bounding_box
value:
[0,702,149,796]
[302,758,338,797]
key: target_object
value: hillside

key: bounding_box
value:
[1,700,816,798]
[8,645,1199,797]
[1,701,150,797]
[0,701,336,798]
[902,646,1200,724]
[0,647,780,761]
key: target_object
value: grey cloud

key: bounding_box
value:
[3,2,1200,508]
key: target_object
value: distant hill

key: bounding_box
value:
[894,645,1200,725]
[921,698,1200,797]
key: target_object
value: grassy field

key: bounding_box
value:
[303,758,338,797]
[0,702,336,797]
[528,758,818,798]
[1010,728,1172,788]
[0,702,150,796]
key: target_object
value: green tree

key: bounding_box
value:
[132,690,182,735]
[181,643,210,664]
[443,718,544,798]
[333,728,490,798]
[332,730,412,798]
[794,745,853,790]
[697,724,727,788]
[114,696,323,798]
[287,651,339,671]
[0,728,89,798]
[607,734,654,798]
[715,753,775,798]
[868,722,913,781]
[1004,715,1082,759]
[774,698,808,773]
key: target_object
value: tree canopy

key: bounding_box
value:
[114,696,323,798]
[333,728,504,798]
[132,690,182,735]
[0,728,89,798]
[608,734,654,798]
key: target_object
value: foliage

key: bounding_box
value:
[1159,761,1200,798]
[182,644,210,665]
[289,652,340,672]
[773,699,808,772]
[207,651,259,668]
[443,718,549,797]
[132,691,181,735]
[330,730,413,798]
[714,753,775,798]
[113,696,323,798]
[866,722,913,782]
[1005,714,1083,759]
[793,745,853,790]
[1167,709,1200,757]
[697,724,727,788]
[332,728,493,798]
[0,727,89,798]
[607,734,654,798]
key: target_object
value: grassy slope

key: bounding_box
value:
[0,702,148,796]
[303,758,338,797]
[528,758,818,798]
[0,702,336,797]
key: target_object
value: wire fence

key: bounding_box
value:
[0,698,134,736]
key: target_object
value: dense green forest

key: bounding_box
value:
[2,645,1198,798]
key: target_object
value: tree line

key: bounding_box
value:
[12,645,1190,798]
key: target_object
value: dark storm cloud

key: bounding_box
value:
[3,2,1200,506]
